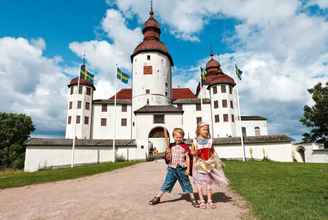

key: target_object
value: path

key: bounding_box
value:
[0,160,250,220]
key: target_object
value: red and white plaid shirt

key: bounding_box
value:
[169,144,188,168]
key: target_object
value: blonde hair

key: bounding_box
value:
[172,128,185,137]
[196,122,210,138]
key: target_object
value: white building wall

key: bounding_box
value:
[238,120,268,137]
[65,85,94,139]
[92,104,132,139]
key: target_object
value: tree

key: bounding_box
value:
[0,113,35,169]
[300,82,328,148]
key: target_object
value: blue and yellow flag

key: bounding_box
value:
[80,65,94,83]
[235,64,243,80]
[200,67,207,83]
[117,67,129,84]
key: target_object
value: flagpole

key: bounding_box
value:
[71,72,81,168]
[113,65,118,163]
[200,68,204,108]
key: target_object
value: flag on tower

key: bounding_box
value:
[200,67,207,83]
[80,65,94,83]
[235,64,243,80]
[116,67,130,84]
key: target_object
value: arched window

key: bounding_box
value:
[255,126,261,136]
[242,127,247,137]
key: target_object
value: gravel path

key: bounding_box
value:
[0,160,250,220]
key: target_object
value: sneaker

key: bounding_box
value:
[149,196,160,205]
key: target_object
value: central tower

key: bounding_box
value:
[130,7,174,113]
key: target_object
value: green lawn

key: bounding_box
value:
[0,161,141,189]
[224,160,328,220]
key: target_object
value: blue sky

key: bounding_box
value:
[0,0,327,140]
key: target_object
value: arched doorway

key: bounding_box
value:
[148,127,169,154]
[296,146,305,162]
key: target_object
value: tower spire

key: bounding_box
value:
[150,0,154,16]
[82,52,86,66]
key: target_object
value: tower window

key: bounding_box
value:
[165,82,168,87]
[230,101,234,108]
[69,101,73,109]
[86,87,91,95]
[101,104,107,112]
[231,114,235,122]
[122,104,127,112]
[165,91,168,96]
[101,118,107,126]
[84,116,89,125]
[147,99,150,104]
[68,116,71,124]
[214,100,219,109]
[86,102,90,110]
[221,85,226,93]
[215,115,220,123]
[79,86,83,94]
[223,114,228,122]
[222,100,228,108]
[196,103,201,111]
[213,86,217,94]
[144,65,153,75]
[76,115,81,124]
[154,114,165,124]
[147,55,151,60]
[77,101,82,109]
[196,117,202,124]
[70,87,74,95]
[146,89,150,94]
[121,118,127,126]
[229,86,233,94]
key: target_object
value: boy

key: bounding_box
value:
[148,128,199,207]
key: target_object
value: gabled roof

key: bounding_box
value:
[134,105,183,114]
[109,88,196,100]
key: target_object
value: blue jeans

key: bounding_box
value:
[160,165,193,193]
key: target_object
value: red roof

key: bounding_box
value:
[203,56,236,86]
[68,77,96,90]
[109,88,196,100]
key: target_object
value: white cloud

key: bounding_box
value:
[0,37,68,133]
[69,9,142,99]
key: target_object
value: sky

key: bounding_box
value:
[0,0,327,140]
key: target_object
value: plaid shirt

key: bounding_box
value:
[169,144,188,168]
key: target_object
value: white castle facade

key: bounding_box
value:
[25,9,328,172]
[65,10,268,153]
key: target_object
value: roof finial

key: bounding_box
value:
[150,0,154,16]
[210,44,214,57]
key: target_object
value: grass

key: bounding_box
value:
[0,160,142,189]
[224,160,328,220]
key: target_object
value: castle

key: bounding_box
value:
[64,8,268,152]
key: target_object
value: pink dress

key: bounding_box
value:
[192,138,229,186]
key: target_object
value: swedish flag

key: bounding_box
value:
[80,65,94,83]
[117,67,129,84]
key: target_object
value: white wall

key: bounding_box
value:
[92,103,132,139]
[24,145,142,172]
[238,120,268,137]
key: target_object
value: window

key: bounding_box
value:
[154,114,164,124]
[242,127,247,137]
[69,101,73,109]
[147,55,151,60]
[229,85,233,94]
[70,87,74,95]
[196,117,202,124]
[121,118,127,126]
[146,89,150,94]
[101,118,107,126]
[122,104,127,112]
[213,86,217,94]
[77,101,82,109]
[144,65,153,74]
[215,115,220,123]
[68,116,71,124]
[230,100,234,108]
[86,87,91,95]
[84,116,89,125]
[177,104,183,110]
[222,99,228,108]
[76,115,81,124]
[165,82,168,87]
[165,91,168,96]
[101,104,107,112]
[79,86,83,94]
[214,100,219,109]
[231,114,235,122]
[255,127,261,136]
[196,103,201,111]
[223,114,228,122]
[147,99,150,105]
[221,85,226,93]
[86,102,90,110]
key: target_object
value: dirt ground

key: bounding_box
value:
[0,160,250,220]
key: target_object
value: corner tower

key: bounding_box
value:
[130,7,174,112]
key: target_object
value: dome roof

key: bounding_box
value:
[68,77,96,90]
[206,57,220,69]
[131,10,173,65]
[203,56,235,86]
